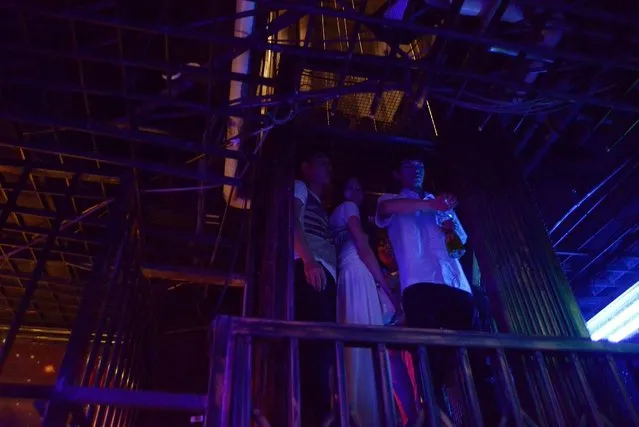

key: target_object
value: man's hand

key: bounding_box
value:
[303,258,327,291]
[430,193,458,211]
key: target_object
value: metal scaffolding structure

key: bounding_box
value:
[0,0,638,424]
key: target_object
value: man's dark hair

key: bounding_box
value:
[394,151,426,170]
[296,146,328,177]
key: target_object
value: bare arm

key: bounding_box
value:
[378,198,435,218]
[293,199,314,263]
[346,216,391,294]
[378,194,457,220]
[293,198,326,291]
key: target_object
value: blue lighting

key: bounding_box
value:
[587,281,639,342]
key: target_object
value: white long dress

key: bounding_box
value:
[330,201,384,427]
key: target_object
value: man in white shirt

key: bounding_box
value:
[375,156,482,397]
[293,149,337,427]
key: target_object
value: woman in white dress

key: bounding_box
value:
[329,177,395,427]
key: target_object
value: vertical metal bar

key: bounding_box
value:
[289,337,301,427]
[92,274,135,425]
[415,345,440,427]
[606,354,639,425]
[571,354,603,427]
[44,179,132,426]
[230,336,247,427]
[335,341,350,427]
[0,173,80,375]
[373,343,396,427]
[81,222,133,387]
[206,316,236,427]
[534,352,566,427]
[496,348,524,427]
[241,336,253,427]
[458,347,484,427]
[521,356,548,426]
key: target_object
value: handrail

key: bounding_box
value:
[209,316,639,427]
[227,316,639,354]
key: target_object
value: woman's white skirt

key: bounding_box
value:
[337,255,384,427]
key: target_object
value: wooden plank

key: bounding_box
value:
[141,264,245,287]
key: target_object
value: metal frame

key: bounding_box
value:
[0,0,638,424]
[208,316,639,427]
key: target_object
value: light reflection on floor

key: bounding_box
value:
[0,340,66,426]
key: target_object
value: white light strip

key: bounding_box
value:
[609,311,639,342]
[587,281,639,342]
[590,299,639,341]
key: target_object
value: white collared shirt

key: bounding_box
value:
[375,189,472,294]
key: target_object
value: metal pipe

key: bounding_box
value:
[495,349,524,426]
[231,336,252,427]
[458,348,484,426]
[571,354,603,427]
[0,136,231,185]
[43,183,131,425]
[372,343,397,427]
[265,43,639,113]
[335,341,350,427]
[80,222,133,387]
[550,157,635,235]
[534,352,566,427]
[263,1,638,72]
[223,0,256,209]
[415,345,440,427]
[91,270,135,425]
[288,337,301,427]
[520,357,547,425]
[0,110,249,163]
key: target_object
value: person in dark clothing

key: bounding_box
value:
[293,150,337,427]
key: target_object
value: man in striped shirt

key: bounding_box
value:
[293,149,337,427]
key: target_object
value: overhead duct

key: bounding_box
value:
[223,0,255,209]
[369,0,524,45]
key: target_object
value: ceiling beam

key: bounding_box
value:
[0,159,121,185]
[0,137,239,186]
[0,111,251,162]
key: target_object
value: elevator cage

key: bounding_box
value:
[1,0,639,425]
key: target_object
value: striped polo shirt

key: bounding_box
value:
[294,180,337,281]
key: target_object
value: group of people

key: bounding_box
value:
[293,149,489,427]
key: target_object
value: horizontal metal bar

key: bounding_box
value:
[0,204,105,227]
[0,383,206,412]
[0,224,100,245]
[6,0,638,72]
[141,264,245,287]
[304,124,436,148]
[270,44,639,114]
[0,270,82,290]
[0,42,272,88]
[224,316,639,354]
[0,138,240,185]
[0,159,121,185]
[264,1,639,72]
[0,185,111,201]
[0,111,251,163]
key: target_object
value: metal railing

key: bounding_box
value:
[208,316,639,427]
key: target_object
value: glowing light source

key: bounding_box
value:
[161,62,200,81]
[587,280,639,342]
[43,364,56,374]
